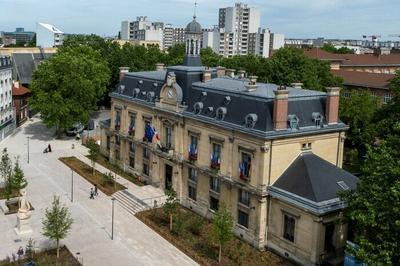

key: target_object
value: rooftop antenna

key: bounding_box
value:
[193,0,198,20]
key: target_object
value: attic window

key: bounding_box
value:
[302,143,312,150]
[288,115,299,131]
[134,88,140,98]
[244,114,258,129]
[193,102,203,115]
[337,181,349,190]
[147,92,155,102]
[312,112,324,128]
[215,107,227,120]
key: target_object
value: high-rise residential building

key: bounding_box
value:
[120,17,164,49]
[203,3,284,58]
[36,22,64,48]
[218,2,260,56]
[0,56,15,141]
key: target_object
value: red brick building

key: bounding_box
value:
[12,82,30,126]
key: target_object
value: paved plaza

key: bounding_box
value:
[0,115,197,266]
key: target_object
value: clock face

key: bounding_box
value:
[167,89,174,99]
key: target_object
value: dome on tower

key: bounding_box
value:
[185,17,202,34]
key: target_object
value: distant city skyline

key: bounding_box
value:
[1,0,399,41]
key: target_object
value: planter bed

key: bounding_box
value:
[59,157,126,196]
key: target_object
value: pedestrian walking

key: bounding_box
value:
[90,188,94,199]
[17,246,24,260]
[48,144,52,152]
[94,184,98,196]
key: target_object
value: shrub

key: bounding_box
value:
[186,216,204,236]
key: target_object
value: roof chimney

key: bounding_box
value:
[119,67,130,81]
[245,76,258,92]
[226,69,236,78]
[216,66,226,78]
[291,82,303,89]
[155,63,165,71]
[202,69,212,82]
[13,81,20,89]
[273,86,289,130]
[325,87,341,125]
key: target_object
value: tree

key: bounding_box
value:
[87,138,100,175]
[30,45,110,138]
[163,188,180,231]
[340,141,400,265]
[321,43,353,54]
[42,195,73,258]
[200,47,222,67]
[212,203,234,263]
[0,148,13,200]
[12,158,27,191]
[339,90,379,157]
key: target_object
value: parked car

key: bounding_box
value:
[84,119,95,130]
[66,123,84,136]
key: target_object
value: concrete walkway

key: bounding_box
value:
[0,116,196,266]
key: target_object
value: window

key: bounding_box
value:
[129,155,135,168]
[188,135,198,161]
[188,185,197,201]
[210,176,220,193]
[238,210,249,228]
[239,152,251,180]
[115,135,120,146]
[106,136,110,150]
[129,113,136,135]
[210,196,219,211]
[115,149,120,161]
[189,167,198,183]
[193,102,204,115]
[371,91,377,98]
[283,214,296,242]
[324,223,335,252]
[143,162,149,176]
[239,189,250,206]
[164,125,172,149]
[244,114,257,129]
[144,119,151,136]
[210,143,222,169]
[115,110,121,130]
[129,141,135,153]
[343,91,351,98]
[384,94,392,104]
[312,112,323,128]
[143,147,150,160]
[288,115,299,130]
[302,142,312,150]
[215,107,227,120]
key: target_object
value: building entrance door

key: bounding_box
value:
[165,164,173,190]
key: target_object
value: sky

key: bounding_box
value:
[0,0,399,40]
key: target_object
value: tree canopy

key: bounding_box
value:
[321,43,354,54]
[340,71,400,265]
[30,45,110,137]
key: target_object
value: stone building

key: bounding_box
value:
[0,56,15,141]
[101,17,358,265]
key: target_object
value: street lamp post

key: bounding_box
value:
[71,169,74,203]
[111,197,116,240]
[27,136,30,164]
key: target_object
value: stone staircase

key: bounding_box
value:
[112,190,151,216]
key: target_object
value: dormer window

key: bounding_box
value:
[147,92,155,102]
[134,88,140,98]
[215,107,227,120]
[244,114,258,129]
[193,102,203,115]
[312,112,324,128]
[288,115,299,131]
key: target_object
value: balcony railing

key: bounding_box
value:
[188,145,198,162]
[210,155,221,171]
[239,162,251,182]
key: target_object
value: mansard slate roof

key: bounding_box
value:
[12,53,53,84]
[185,18,202,34]
[272,152,358,202]
[269,152,358,215]
[112,67,348,139]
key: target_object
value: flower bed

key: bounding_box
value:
[136,207,292,266]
